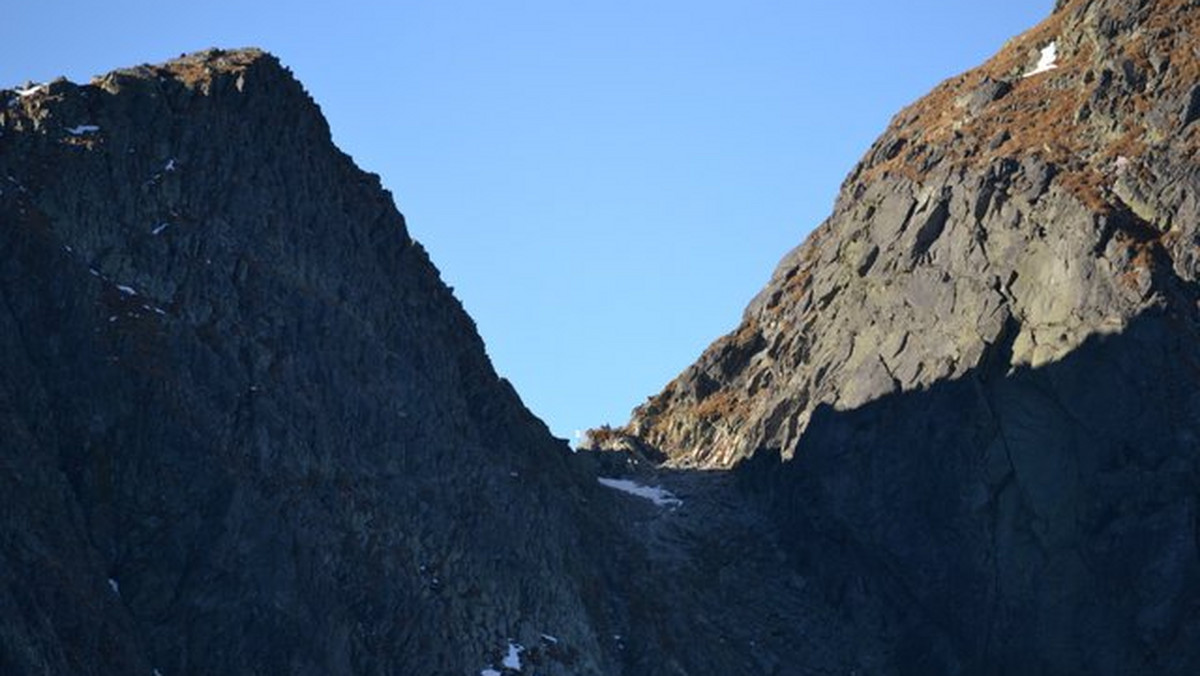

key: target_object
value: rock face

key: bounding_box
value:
[3,47,901,676]
[0,49,625,676]
[7,1,1200,673]
[609,0,1200,672]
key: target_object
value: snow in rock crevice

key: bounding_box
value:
[1023,41,1059,77]
[16,84,46,98]
[598,477,683,507]
[502,641,524,670]
[66,124,101,135]
[481,638,525,674]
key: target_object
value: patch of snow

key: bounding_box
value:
[16,84,46,98]
[116,284,137,296]
[66,124,101,135]
[502,641,523,670]
[107,578,120,595]
[481,670,501,676]
[89,268,101,277]
[540,633,559,644]
[108,316,118,322]
[1023,41,1058,78]
[154,670,163,676]
[151,222,170,235]
[598,477,683,507]
[164,158,177,172]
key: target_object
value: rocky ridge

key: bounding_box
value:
[596,0,1200,672]
[617,0,1200,469]
[0,46,912,676]
[4,1,1200,673]
[0,49,627,676]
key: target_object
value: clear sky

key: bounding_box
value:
[6,1,1052,441]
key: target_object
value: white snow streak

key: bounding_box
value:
[502,641,523,670]
[66,124,100,135]
[107,578,120,595]
[598,477,683,507]
[151,222,170,235]
[1024,41,1059,77]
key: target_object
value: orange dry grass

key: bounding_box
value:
[856,0,1200,207]
[159,49,264,89]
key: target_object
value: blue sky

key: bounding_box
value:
[6,1,1052,441]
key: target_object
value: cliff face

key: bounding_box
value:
[7,2,1200,673]
[0,47,897,676]
[627,0,1200,469]
[609,0,1200,671]
[0,50,619,676]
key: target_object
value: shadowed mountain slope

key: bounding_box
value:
[0,49,628,676]
[594,0,1200,671]
[6,0,1200,673]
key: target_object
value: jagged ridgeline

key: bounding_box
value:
[1,47,877,676]
[5,0,1200,673]
[621,0,1200,469]
[0,49,630,675]
[597,0,1200,672]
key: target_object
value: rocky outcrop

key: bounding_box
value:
[0,49,624,676]
[7,2,1200,673]
[624,0,1200,470]
[4,47,925,676]
[604,0,1200,672]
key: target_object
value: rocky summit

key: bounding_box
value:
[0,49,625,675]
[4,0,1200,675]
[601,0,1200,672]
[0,47,877,676]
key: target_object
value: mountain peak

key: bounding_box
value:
[6,5,1200,674]
[0,46,613,676]
[95,47,281,89]
[595,1,1200,669]
[854,0,1199,210]
[615,0,1200,471]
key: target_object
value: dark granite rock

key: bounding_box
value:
[2,46,902,676]
[0,49,627,676]
[957,77,1013,117]
[605,0,1200,672]
[8,1,1200,674]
